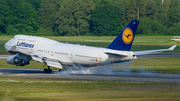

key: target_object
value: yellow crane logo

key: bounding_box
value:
[122,27,133,44]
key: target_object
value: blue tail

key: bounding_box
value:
[107,20,139,51]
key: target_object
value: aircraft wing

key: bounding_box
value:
[31,55,73,69]
[134,45,177,56]
[31,55,63,68]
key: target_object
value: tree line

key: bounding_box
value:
[0,0,180,36]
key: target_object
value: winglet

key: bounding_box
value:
[168,45,177,50]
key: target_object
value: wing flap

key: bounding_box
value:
[31,55,72,68]
[31,55,43,62]
[46,60,62,69]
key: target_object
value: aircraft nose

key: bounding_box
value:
[4,40,12,51]
[4,42,9,51]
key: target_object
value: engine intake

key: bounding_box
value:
[20,59,29,66]
[6,55,30,66]
[14,57,21,64]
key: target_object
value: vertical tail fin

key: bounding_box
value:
[107,20,139,51]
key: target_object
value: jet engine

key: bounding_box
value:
[6,55,30,66]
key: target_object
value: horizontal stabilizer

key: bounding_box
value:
[168,45,177,50]
[105,52,127,57]
[134,45,177,56]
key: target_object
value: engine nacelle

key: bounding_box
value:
[6,55,30,66]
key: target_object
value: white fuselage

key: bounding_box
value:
[5,35,134,68]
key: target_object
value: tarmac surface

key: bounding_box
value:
[0,55,8,59]
[0,67,180,83]
[0,53,180,83]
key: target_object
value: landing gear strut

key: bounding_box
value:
[44,66,52,73]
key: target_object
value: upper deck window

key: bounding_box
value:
[18,39,26,41]
[29,40,35,42]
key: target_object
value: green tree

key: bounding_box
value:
[135,0,145,20]
[155,0,170,26]
[92,4,122,36]
[125,0,137,23]
[13,2,39,33]
[109,0,129,26]
[137,18,167,35]
[38,0,60,34]
[145,0,158,20]
[56,0,95,36]
[123,0,145,22]
[93,0,110,7]
[168,23,180,35]
[0,0,12,33]
[26,0,42,10]
[166,0,180,27]
[6,25,19,35]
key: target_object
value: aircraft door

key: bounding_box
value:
[99,55,102,63]
[69,51,73,59]
[51,49,54,56]
[27,48,33,54]
[70,51,73,59]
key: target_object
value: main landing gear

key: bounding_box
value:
[44,66,52,73]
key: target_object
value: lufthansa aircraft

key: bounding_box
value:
[4,20,176,73]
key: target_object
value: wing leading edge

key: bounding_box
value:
[134,45,177,56]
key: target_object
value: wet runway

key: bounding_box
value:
[0,67,180,83]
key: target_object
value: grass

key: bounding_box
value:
[0,76,180,100]
[128,57,180,73]
[133,36,176,45]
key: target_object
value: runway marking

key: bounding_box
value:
[0,55,7,59]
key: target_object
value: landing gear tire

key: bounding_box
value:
[44,68,52,73]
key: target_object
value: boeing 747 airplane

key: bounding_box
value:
[4,20,176,73]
